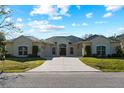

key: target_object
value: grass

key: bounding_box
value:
[80,57,124,72]
[0,57,45,73]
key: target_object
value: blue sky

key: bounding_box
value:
[6,5,124,39]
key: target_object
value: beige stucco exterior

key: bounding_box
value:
[46,36,83,57]
[5,35,83,58]
[120,39,124,51]
[83,36,120,56]
[6,36,53,58]
[91,37,111,55]
[5,35,123,58]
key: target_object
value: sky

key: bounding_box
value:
[6,5,124,39]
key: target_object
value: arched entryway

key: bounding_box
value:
[59,44,66,56]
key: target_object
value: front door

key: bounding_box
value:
[59,44,66,56]
[32,46,38,57]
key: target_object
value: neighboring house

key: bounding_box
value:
[83,35,120,57]
[5,34,123,58]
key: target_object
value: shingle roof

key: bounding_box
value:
[46,35,83,43]
[109,36,120,42]
[84,35,100,41]
[8,35,40,42]
[117,34,124,39]
[85,35,120,42]
[25,36,39,41]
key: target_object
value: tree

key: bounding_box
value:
[0,32,6,57]
[82,34,94,39]
[0,6,22,35]
[0,6,22,74]
[116,46,123,57]
[0,32,6,74]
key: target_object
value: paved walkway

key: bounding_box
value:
[29,57,100,72]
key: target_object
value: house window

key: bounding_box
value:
[52,47,56,55]
[18,46,28,55]
[55,42,57,45]
[70,47,74,55]
[69,42,72,44]
[96,46,106,56]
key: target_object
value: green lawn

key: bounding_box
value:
[80,57,124,72]
[0,57,45,73]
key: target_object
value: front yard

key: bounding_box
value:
[0,57,45,73]
[80,57,124,72]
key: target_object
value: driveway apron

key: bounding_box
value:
[29,57,100,72]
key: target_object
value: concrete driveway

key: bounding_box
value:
[29,57,99,72]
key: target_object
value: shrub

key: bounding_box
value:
[116,46,123,57]
[91,54,97,57]
[28,54,40,58]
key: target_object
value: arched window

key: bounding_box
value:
[96,46,106,56]
[18,46,28,55]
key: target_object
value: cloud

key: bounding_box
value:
[57,5,71,16]
[30,5,70,20]
[5,17,11,22]
[82,23,88,26]
[118,27,124,32]
[103,12,112,18]
[16,18,23,22]
[30,5,56,16]
[86,12,93,18]
[72,23,76,27]
[15,23,24,29]
[28,29,48,33]
[28,20,65,32]
[28,20,48,27]
[95,21,107,24]
[49,16,62,20]
[46,25,64,30]
[105,5,123,12]
[72,22,88,27]
[76,5,80,10]
[103,6,123,19]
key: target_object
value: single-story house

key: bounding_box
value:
[5,34,123,58]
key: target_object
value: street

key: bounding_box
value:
[0,72,124,88]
